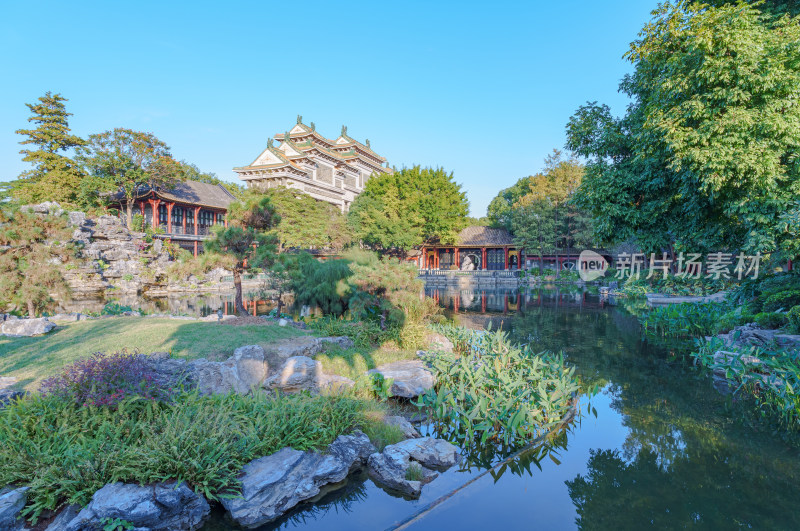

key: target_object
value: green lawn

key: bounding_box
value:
[0,317,306,390]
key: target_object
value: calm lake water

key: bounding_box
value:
[202,286,800,530]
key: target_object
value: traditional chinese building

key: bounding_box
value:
[420,226,524,270]
[108,180,236,256]
[233,116,391,211]
[418,225,610,271]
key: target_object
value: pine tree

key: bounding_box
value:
[13,92,86,205]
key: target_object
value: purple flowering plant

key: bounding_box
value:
[40,349,174,408]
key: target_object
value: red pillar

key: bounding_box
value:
[455,248,459,270]
[182,206,187,234]
[224,212,228,228]
[166,202,173,234]
[504,247,509,270]
[193,241,198,257]
[454,295,459,312]
[194,207,201,236]
[422,248,426,269]
[481,248,487,270]
[139,201,145,217]
[481,292,486,313]
[151,199,161,227]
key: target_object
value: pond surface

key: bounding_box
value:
[205,287,800,530]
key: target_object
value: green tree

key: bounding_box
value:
[13,92,86,206]
[0,207,74,316]
[205,196,279,315]
[348,166,469,252]
[567,1,800,258]
[80,129,183,229]
[486,178,531,230]
[258,187,352,251]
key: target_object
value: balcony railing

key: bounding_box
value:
[419,269,522,278]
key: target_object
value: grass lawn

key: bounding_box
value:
[0,317,306,390]
[314,345,417,381]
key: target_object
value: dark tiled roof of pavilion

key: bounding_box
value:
[456,226,514,246]
[109,180,237,210]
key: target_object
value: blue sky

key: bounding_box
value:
[0,0,658,217]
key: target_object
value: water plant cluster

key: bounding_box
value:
[418,324,580,450]
[692,338,800,431]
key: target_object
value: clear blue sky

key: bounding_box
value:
[0,0,658,217]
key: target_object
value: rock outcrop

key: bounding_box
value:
[222,431,375,528]
[147,337,356,397]
[0,487,28,531]
[383,415,421,439]
[367,360,436,398]
[1,317,55,337]
[717,324,800,351]
[368,438,459,497]
[62,481,209,531]
[0,377,24,409]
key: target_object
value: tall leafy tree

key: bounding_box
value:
[258,186,352,251]
[205,196,279,315]
[567,1,800,257]
[80,129,183,228]
[13,92,86,205]
[348,166,469,252]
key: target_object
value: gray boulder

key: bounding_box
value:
[367,360,436,398]
[384,415,421,439]
[0,487,29,531]
[63,481,209,531]
[191,358,242,395]
[1,318,56,337]
[368,437,459,497]
[263,356,321,393]
[67,211,86,227]
[45,504,80,531]
[232,345,268,390]
[425,331,454,353]
[223,431,375,528]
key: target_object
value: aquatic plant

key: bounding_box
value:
[692,338,800,431]
[418,325,580,449]
[640,302,732,338]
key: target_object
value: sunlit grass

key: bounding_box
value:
[0,317,305,390]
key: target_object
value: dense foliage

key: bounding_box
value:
[258,187,351,251]
[293,249,439,349]
[0,207,75,316]
[566,1,800,256]
[418,325,580,449]
[348,166,469,251]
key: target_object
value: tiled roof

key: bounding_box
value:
[456,226,514,246]
[109,180,237,210]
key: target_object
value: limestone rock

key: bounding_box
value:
[263,356,321,393]
[45,504,80,531]
[368,438,459,497]
[1,318,56,337]
[222,431,374,528]
[67,211,86,227]
[0,487,29,531]
[384,415,421,439]
[62,481,209,531]
[192,358,242,395]
[367,360,435,398]
[424,331,454,353]
[232,345,268,390]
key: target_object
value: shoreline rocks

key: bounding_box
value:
[62,481,209,531]
[0,487,28,531]
[1,317,56,337]
[222,431,375,528]
[367,438,460,497]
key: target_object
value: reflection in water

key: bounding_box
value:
[58,290,281,318]
[205,287,800,529]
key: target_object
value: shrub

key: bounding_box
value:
[763,290,800,313]
[789,305,800,334]
[101,301,133,315]
[754,312,788,329]
[39,350,175,408]
[131,213,145,232]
